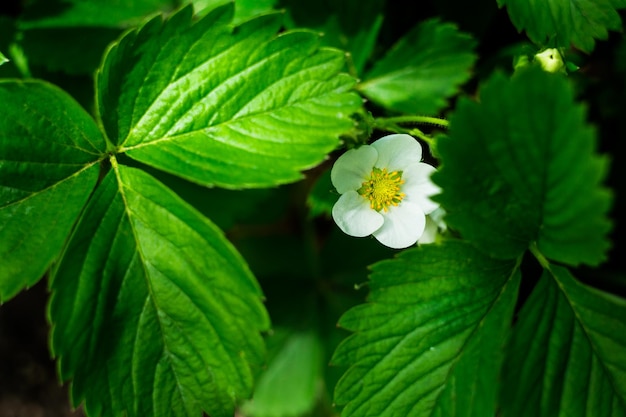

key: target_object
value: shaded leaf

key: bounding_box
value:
[358,18,477,115]
[16,0,176,74]
[332,240,520,417]
[133,163,274,230]
[49,164,270,417]
[97,4,361,188]
[501,266,626,416]
[19,27,122,75]
[19,0,176,29]
[433,67,612,266]
[241,331,324,417]
[497,0,626,53]
[0,80,104,302]
[282,0,385,75]
[307,168,335,219]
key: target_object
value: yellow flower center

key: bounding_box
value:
[358,167,405,212]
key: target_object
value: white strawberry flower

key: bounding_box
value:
[331,134,441,249]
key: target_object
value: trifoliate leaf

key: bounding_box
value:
[501,266,626,416]
[358,18,477,115]
[497,0,626,53]
[49,164,270,417]
[97,4,361,189]
[0,80,105,302]
[433,67,612,266]
[332,240,520,417]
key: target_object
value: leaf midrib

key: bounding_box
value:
[0,161,100,209]
[111,161,250,414]
[552,268,626,410]
[119,40,335,153]
[349,261,520,417]
[426,261,521,417]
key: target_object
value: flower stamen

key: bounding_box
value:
[357,167,405,212]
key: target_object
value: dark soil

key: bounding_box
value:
[0,281,84,417]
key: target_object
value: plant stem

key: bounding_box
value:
[407,128,435,147]
[373,115,448,148]
[376,115,449,129]
[529,242,551,270]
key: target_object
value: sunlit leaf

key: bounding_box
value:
[497,0,626,52]
[332,240,520,417]
[358,18,477,115]
[97,3,361,189]
[433,67,612,266]
[49,164,270,417]
[501,266,626,416]
[0,80,105,302]
[192,0,278,22]
[0,50,7,66]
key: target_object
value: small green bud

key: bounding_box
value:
[534,48,566,74]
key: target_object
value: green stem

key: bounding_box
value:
[376,115,449,129]
[373,115,447,148]
[8,43,31,78]
[529,242,551,270]
[345,52,359,79]
[407,128,435,147]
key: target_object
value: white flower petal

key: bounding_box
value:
[429,207,447,231]
[372,201,426,249]
[332,190,384,237]
[371,134,422,172]
[331,145,378,194]
[418,215,439,244]
[402,162,441,214]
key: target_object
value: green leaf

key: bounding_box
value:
[19,27,122,75]
[433,67,612,266]
[192,0,278,23]
[49,163,270,417]
[132,163,274,230]
[19,0,176,29]
[97,4,361,188]
[0,51,7,66]
[15,0,176,74]
[358,18,477,115]
[307,168,335,219]
[332,240,520,417]
[0,80,105,302]
[282,0,385,75]
[0,38,30,79]
[497,0,626,53]
[240,330,324,417]
[501,266,626,416]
